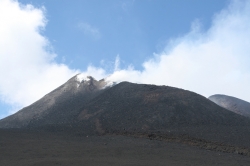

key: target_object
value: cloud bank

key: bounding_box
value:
[106,0,250,102]
[1,0,250,118]
[0,0,106,114]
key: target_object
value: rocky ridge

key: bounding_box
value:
[209,94,250,118]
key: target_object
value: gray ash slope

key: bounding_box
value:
[78,82,250,132]
[0,75,113,128]
[1,75,250,148]
[209,94,250,118]
[75,82,250,149]
[0,75,249,130]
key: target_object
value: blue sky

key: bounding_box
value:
[18,0,228,70]
[1,0,250,119]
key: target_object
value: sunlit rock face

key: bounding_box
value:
[209,94,250,118]
[0,74,115,128]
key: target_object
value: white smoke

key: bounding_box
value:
[106,0,250,102]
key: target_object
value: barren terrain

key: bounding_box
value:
[1,79,250,165]
[1,129,250,166]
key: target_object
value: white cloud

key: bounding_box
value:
[1,0,250,119]
[0,0,107,114]
[78,22,101,40]
[0,0,109,117]
[106,0,250,102]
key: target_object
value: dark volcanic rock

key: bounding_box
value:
[1,76,250,143]
[77,82,250,135]
[209,94,250,118]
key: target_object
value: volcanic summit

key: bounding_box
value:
[0,75,249,139]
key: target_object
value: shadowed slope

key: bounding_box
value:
[77,82,250,134]
[1,80,249,131]
[1,78,250,149]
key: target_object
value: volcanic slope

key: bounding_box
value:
[209,94,250,118]
[74,82,250,148]
[0,74,115,128]
[1,76,250,149]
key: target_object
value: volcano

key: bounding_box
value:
[0,75,249,130]
[209,94,250,118]
[1,75,250,149]
[0,74,116,128]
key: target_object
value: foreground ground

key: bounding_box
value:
[0,129,250,166]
